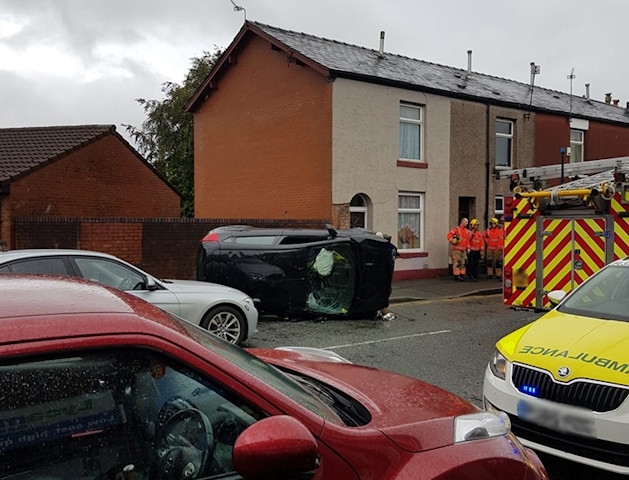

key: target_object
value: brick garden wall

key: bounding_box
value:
[12,217,329,280]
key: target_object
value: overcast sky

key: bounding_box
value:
[2,0,628,146]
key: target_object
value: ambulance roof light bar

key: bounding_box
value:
[495,156,629,181]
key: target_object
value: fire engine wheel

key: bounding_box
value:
[202,306,246,345]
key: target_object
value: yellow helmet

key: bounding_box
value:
[490,217,499,224]
[470,219,479,227]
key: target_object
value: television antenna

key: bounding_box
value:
[230,0,246,20]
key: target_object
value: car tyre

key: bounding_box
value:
[202,306,246,346]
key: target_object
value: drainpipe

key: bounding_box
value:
[485,104,491,228]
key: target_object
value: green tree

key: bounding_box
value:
[126,48,222,217]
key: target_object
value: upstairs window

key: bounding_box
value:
[495,119,513,168]
[570,129,584,163]
[399,103,423,161]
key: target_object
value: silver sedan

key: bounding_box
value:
[0,249,258,345]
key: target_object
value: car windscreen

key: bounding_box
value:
[557,264,629,321]
[169,315,347,425]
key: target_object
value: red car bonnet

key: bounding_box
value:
[249,348,477,451]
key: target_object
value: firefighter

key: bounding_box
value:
[484,217,504,279]
[447,217,470,281]
[467,219,485,281]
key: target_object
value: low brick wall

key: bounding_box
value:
[12,217,329,280]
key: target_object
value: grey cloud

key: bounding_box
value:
[1,0,628,144]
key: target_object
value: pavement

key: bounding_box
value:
[389,275,503,303]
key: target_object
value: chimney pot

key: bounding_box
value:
[378,31,385,58]
[585,83,590,100]
[613,99,620,106]
[467,50,472,74]
[605,92,612,104]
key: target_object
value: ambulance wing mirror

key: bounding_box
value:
[547,290,567,306]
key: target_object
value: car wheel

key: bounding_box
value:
[202,306,246,346]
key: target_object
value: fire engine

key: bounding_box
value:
[496,156,629,310]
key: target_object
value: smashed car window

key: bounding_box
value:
[305,244,356,315]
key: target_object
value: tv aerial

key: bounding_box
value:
[230,0,246,20]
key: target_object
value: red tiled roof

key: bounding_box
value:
[0,125,114,183]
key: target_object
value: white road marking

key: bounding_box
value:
[323,329,451,350]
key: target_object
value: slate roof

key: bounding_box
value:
[0,125,115,183]
[189,21,629,126]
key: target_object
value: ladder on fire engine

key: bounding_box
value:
[495,156,629,183]
[498,156,629,203]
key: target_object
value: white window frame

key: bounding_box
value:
[495,119,514,169]
[399,103,423,161]
[570,129,584,163]
[397,192,424,251]
[349,194,368,229]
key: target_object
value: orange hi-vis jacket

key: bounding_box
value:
[485,225,504,250]
[447,226,470,251]
[469,229,485,252]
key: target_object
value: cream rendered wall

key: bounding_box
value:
[331,78,452,273]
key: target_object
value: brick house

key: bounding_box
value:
[185,21,629,279]
[0,125,181,249]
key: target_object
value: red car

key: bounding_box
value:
[0,275,548,480]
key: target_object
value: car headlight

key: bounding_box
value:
[489,349,507,380]
[454,411,510,443]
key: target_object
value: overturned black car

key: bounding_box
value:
[196,225,394,318]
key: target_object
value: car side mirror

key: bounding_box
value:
[145,276,158,291]
[547,290,567,306]
[233,415,320,480]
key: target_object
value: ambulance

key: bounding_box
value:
[498,156,629,310]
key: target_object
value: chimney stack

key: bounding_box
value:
[613,99,620,106]
[378,31,385,58]
[467,50,472,75]
[605,93,612,104]
[585,83,590,100]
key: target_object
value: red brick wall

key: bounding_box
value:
[534,114,570,166]
[585,122,629,159]
[80,222,143,266]
[13,217,329,279]
[193,35,333,220]
[535,113,629,165]
[8,133,180,219]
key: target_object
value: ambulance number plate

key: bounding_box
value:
[517,399,595,437]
